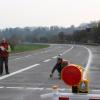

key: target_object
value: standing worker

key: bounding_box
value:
[0,38,11,75]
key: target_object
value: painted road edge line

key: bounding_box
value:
[81,46,93,79]
[0,64,40,80]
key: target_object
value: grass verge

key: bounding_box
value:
[11,44,49,53]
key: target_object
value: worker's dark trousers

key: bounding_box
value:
[0,57,9,75]
[51,63,62,75]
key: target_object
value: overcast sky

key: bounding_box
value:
[0,0,100,29]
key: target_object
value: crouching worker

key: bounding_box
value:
[50,56,69,79]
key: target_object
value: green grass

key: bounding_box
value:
[11,44,49,53]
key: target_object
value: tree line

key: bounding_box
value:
[0,21,100,49]
[0,26,75,48]
[71,22,100,44]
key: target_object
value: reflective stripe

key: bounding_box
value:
[7,45,11,52]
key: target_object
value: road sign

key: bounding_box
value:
[61,64,82,86]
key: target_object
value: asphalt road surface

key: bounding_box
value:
[0,44,100,100]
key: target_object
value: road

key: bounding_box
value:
[0,44,100,100]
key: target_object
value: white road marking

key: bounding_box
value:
[6,87,24,89]
[26,87,44,91]
[62,46,73,55]
[0,86,4,88]
[52,56,57,59]
[92,90,100,92]
[1,86,100,94]
[0,64,40,80]
[43,59,51,62]
[82,46,93,79]
[1,86,71,91]
[52,46,73,59]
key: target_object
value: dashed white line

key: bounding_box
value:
[46,88,53,90]
[41,46,73,63]
[1,86,71,91]
[52,46,73,59]
[62,46,73,55]
[52,56,57,59]
[82,46,93,79]
[6,87,24,89]
[43,59,51,62]
[26,87,44,91]
[0,86,4,88]
[1,86,100,94]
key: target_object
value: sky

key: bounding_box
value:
[0,0,100,29]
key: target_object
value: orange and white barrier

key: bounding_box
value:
[59,93,100,100]
[41,92,100,100]
[40,85,100,100]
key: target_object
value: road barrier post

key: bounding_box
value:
[72,85,79,93]
[78,79,88,93]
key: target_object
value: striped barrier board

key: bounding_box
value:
[58,94,100,100]
[89,98,100,100]
[59,97,69,100]
[59,97,100,100]
[41,93,100,100]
